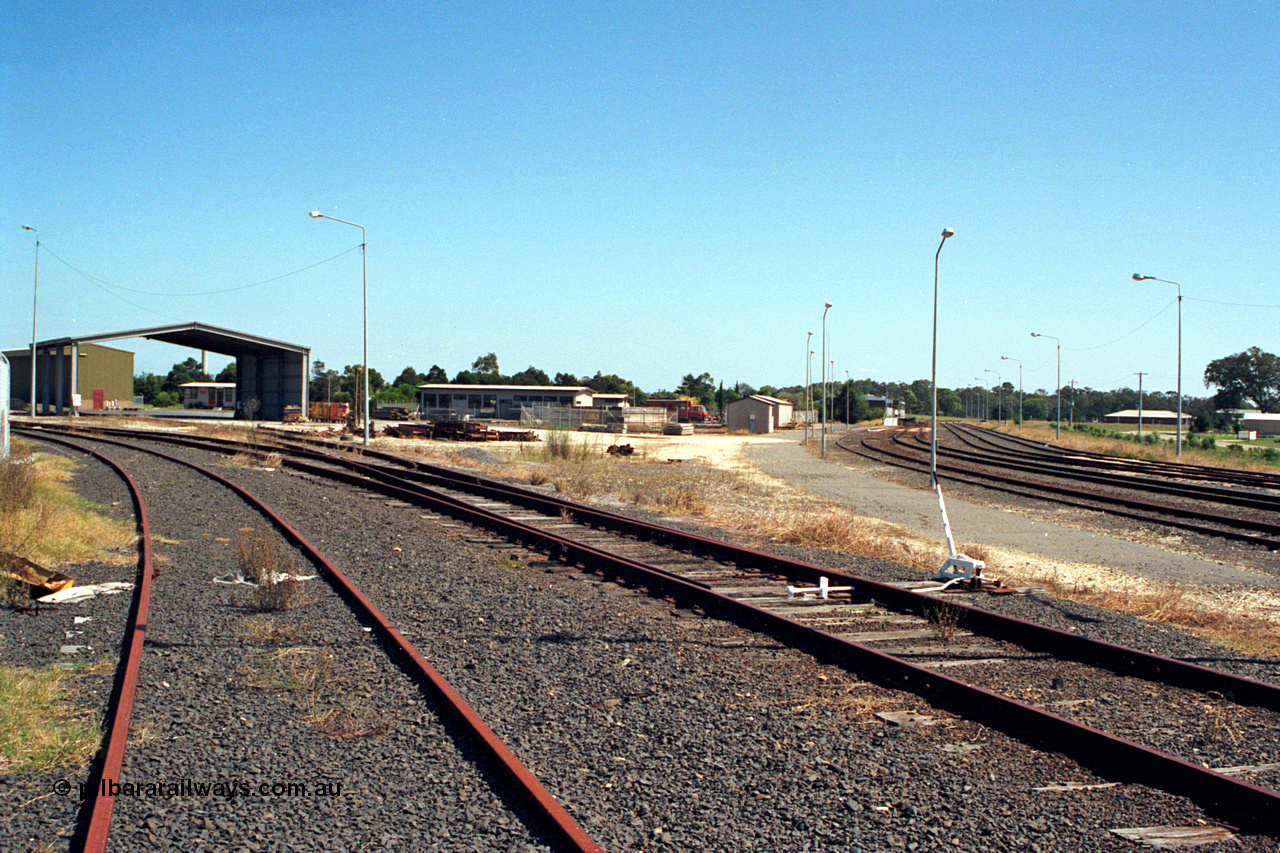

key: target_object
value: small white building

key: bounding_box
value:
[179,381,236,409]
[862,395,907,419]
[1102,409,1192,427]
[1241,413,1280,437]
[725,395,795,434]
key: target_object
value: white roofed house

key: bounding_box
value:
[179,381,236,409]
[1241,412,1280,437]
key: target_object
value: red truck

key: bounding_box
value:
[645,399,714,423]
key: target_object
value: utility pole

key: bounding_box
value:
[1069,380,1076,428]
[1135,372,1147,438]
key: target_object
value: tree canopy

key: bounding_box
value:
[1204,347,1280,412]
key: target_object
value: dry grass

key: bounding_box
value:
[0,659,109,774]
[244,646,385,738]
[234,532,309,612]
[1010,423,1276,472]
[246,646,334,719]
[788,684,899,721]
[0,447,136,574]
[995,557,1280,656]
[927,602,963,641]
[235,616,309,645]
[380,427,1280,655]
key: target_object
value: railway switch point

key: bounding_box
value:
[786,576,853,600]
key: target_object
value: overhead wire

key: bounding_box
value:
[36,242,361,297]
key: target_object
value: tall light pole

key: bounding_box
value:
[974,378,985,422]
[1030,332,1061,439]
[1001,356,1022,431]
[804,331,813,444]
[845,370,850,425]
[1133,274,1182,455]
[310,211,369,446]
[930,227,954,486]
[984,369,1000,426]
[22,226,38,416]
[821,302,832,458]
[1069,379,1077,427]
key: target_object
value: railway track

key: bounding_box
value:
[13,429,604,853]
[841,423,1280,551]
[15,422,1280,842]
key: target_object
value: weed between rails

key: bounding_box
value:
[0,659,111,774]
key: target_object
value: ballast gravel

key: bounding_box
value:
[3,436,1278,852]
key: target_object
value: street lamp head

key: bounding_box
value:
[824,301,832,308]
[22,225,36,232]
[941,227,954,239]
[1030,332,1040,338]
[309,210,322,218]
[1133,273,1150,281]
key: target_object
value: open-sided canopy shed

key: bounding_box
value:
[25,322,310,421]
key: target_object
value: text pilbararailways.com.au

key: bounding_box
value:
[52,777,344,800]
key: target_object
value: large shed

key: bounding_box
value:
[3,343,134,413]
[725,395,794,434]
[12,322,309,421]
[417,384,598,420]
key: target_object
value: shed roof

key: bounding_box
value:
[37,322,309,357]
[1102,410,1190,419]
[416,384,589,394]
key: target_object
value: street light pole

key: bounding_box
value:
[310,211,369,447]
[985,369,1001,427]
[821,302,831,458]
[805,331,813,444]
[974,378,985,422]
[1030,332,1061,439]
[930,227,955,487]
[1001,356,1022,431]
[21,226,38,416]
[1133,274,1182,455]
[845,370,850,425]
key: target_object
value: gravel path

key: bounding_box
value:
[745,432,1280,590]
[5,435,1279,852]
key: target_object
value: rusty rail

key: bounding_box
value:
[24,429,605,853]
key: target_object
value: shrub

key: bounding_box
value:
[152,391,176,408]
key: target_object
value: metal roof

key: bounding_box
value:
[37,322,309,357]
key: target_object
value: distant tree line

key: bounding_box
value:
[135,346,1278,425]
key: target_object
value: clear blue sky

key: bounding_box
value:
[4,1,1276,398]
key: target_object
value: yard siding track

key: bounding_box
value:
[10,425,1280,850]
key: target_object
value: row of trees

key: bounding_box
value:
[136,347,1280,422]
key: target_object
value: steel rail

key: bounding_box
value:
[24,432,155,853]
[914,428,1280,515]
[850,430,1280,550]
[31,423,1280,707]
[111,433,1280,834]
[954,423,1280,489]
[22,429,605,853]
[29,424,1280,833]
